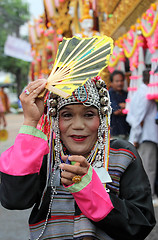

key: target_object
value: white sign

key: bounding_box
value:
[4,35,33,62]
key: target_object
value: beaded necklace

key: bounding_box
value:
[36,140,101,240]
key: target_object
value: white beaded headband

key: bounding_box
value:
[48,77,112,117]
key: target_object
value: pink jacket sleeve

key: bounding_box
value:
[65,166,114,222]
[0,125,49,176]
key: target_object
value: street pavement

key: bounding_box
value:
[0,113,158,240]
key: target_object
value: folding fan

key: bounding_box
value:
[44,35,113,98]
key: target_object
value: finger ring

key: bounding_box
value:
[24,88,30,95]
[33,90,36,94]
[72,175,82,184]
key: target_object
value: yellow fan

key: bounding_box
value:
[45,35,113,98]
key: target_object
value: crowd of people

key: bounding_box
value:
[109,69,158,207]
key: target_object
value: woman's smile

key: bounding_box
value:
[70,135,88,142]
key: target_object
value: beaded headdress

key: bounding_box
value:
[49,77,111,113]
[47,75,112,182]
[39,76,112,190]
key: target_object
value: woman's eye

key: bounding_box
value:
[85,112,94,117]
[62,113,72,118]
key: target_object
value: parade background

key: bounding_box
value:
[27,0,158,131]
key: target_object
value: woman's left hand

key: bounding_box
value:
[60,155,90,186]
[20,79,47,128]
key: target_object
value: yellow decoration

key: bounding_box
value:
[53,1,72,36]
[81,2,92,21]
[137,25,141,30]
[0,129,8,141]
[140,13,158,38]
[68,0,82,34]
[142,12,146,19]
[123,34,127,39]
[109,56,119,68]
[136,18,141,23]
[111,3,158,59]
[57,29,63,34]
[130,25,136,31]
[124,35,138,58]
[47,22,51,28]
[151,3,157,11]
[109,52,125,68]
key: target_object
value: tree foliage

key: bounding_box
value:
[0,0,31,96]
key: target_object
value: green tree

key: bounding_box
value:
[0,0,31,96]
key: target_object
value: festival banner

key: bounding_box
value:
[4,35,33,62]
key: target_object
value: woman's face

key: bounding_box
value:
[59,104,100,157]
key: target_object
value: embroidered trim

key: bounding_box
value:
[106,148,135,195]
[110,147,136,159]
[19,125,47,141]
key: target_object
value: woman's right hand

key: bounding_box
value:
[19,79,47,128]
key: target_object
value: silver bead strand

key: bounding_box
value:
[54,112,61,165]
[96,110,106,167]
[35,113,61,240]
[34,178,57,240]
[87,141,98,165]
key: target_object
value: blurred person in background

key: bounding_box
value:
[0,87,10,113]
[127,69,158,206]
[109,70,130,140]
[0,96,7,127]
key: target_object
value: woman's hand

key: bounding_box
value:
[60,155,90,186]
[19,79,47,128]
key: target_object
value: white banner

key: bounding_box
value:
[4,35,33,62]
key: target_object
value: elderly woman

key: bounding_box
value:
[0,77,156,240]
